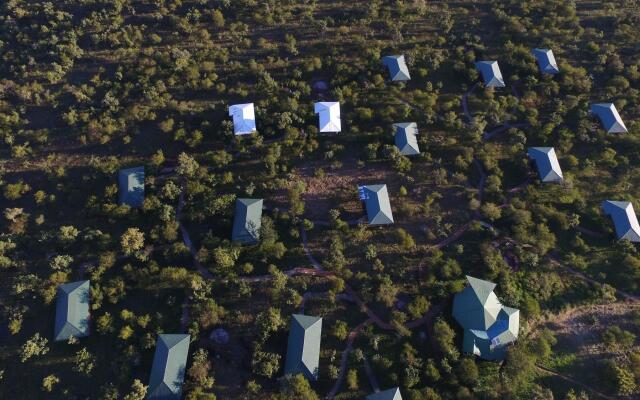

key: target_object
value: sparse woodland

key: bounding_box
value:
[2,0,640,399]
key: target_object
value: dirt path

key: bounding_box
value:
[180,290,190,332]
[535,365,617,400]
[547,255,640,302]
[177,189,214,280]
[362,356,380,394]
[326,319,372,400]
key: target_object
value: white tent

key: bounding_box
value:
[314,102,341,133]
[229,103,256,135]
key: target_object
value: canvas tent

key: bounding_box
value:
[229,103,257,135]
[532,48,560,74]
[284,314,322,381]
[394,122,420,156]
[382,55,411,81]
[602,200,640,242]
[118,167,145,208]
[232,198,263,245]
[527,147,563,183]
[54,280,90,342]
[475,61,505,87]
[361,184,394,225]
[591,103,628,133]
[314,102,341,133]
[367,387,403,400]
[147,334,191,400]
[452,276,520,360]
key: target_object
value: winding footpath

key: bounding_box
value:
[325,319,372,399]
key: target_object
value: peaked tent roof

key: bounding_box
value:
[284,314,322,381]
[528,147,563,183]
[314,102,341,133]
[532,48,560,74]
[232,198,263,245]
[394,122,420,156]
[453,276,501,331]
[382,55,411,82]
[362,184,394,225]
[475,61,505,87]
[118,167,145,208]
[367,387,403,400]
[591,103,628,133]
[229,103,257,135]
[453,276,520,360]
[54,280,90,342]
[148,334,191,400]
[602,200,640,242]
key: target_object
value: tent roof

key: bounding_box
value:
[528,147,563,183]
[532,48,559,74]
[54,280,90,341]
[394,122,420,156]
[453,276,502,332]
[603,200,640,242]
[362,184,394,225]
[232,198,263,245]
[591,103,628,133]
[148,334,191,400]
[366,387,403,400]
[229,103,257,135]
[475,61,505,87]
[454,277,520,360]
[284,314,322,381]
[382,55,411,81]
[118,167,145,208]
[314,102,341,133]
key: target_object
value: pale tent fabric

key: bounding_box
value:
[603,200,640,242]
[475,61,505,87]
[314,102,341,133]
[229,103,257,135]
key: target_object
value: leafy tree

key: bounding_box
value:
[457,358,479,387]
[186,348,214,391]
[121,228,145,255]
[73,347,96,376]
[20,333,49,362]
[602,326,636,351]
[331,320,349,340]
[193,299,226,329]
[433,319,457,359]
[123,379,147,400]
[42,375,60,392]
[255,307,284,342]
[212,10,225,29]
[251,350,281,378]
[277,374,319,400]
[407,295,430,319]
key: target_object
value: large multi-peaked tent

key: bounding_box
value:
[532,48,560,74]
[591,103,628,133]
[314,102,341,133]
[147,334,191,400]
[229,103,257,135]
[54,280,90,342]
[382,55,411,82]
[475,61,505,87]
[393,122,420,156]
[602,200,640,242]
[452,276,520,361]
[367,387,403,400]
[361,184,394,225]
[284,314,322,381]
[527,147,563,183]
[118,167,145,208]
[232,198,263,245]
